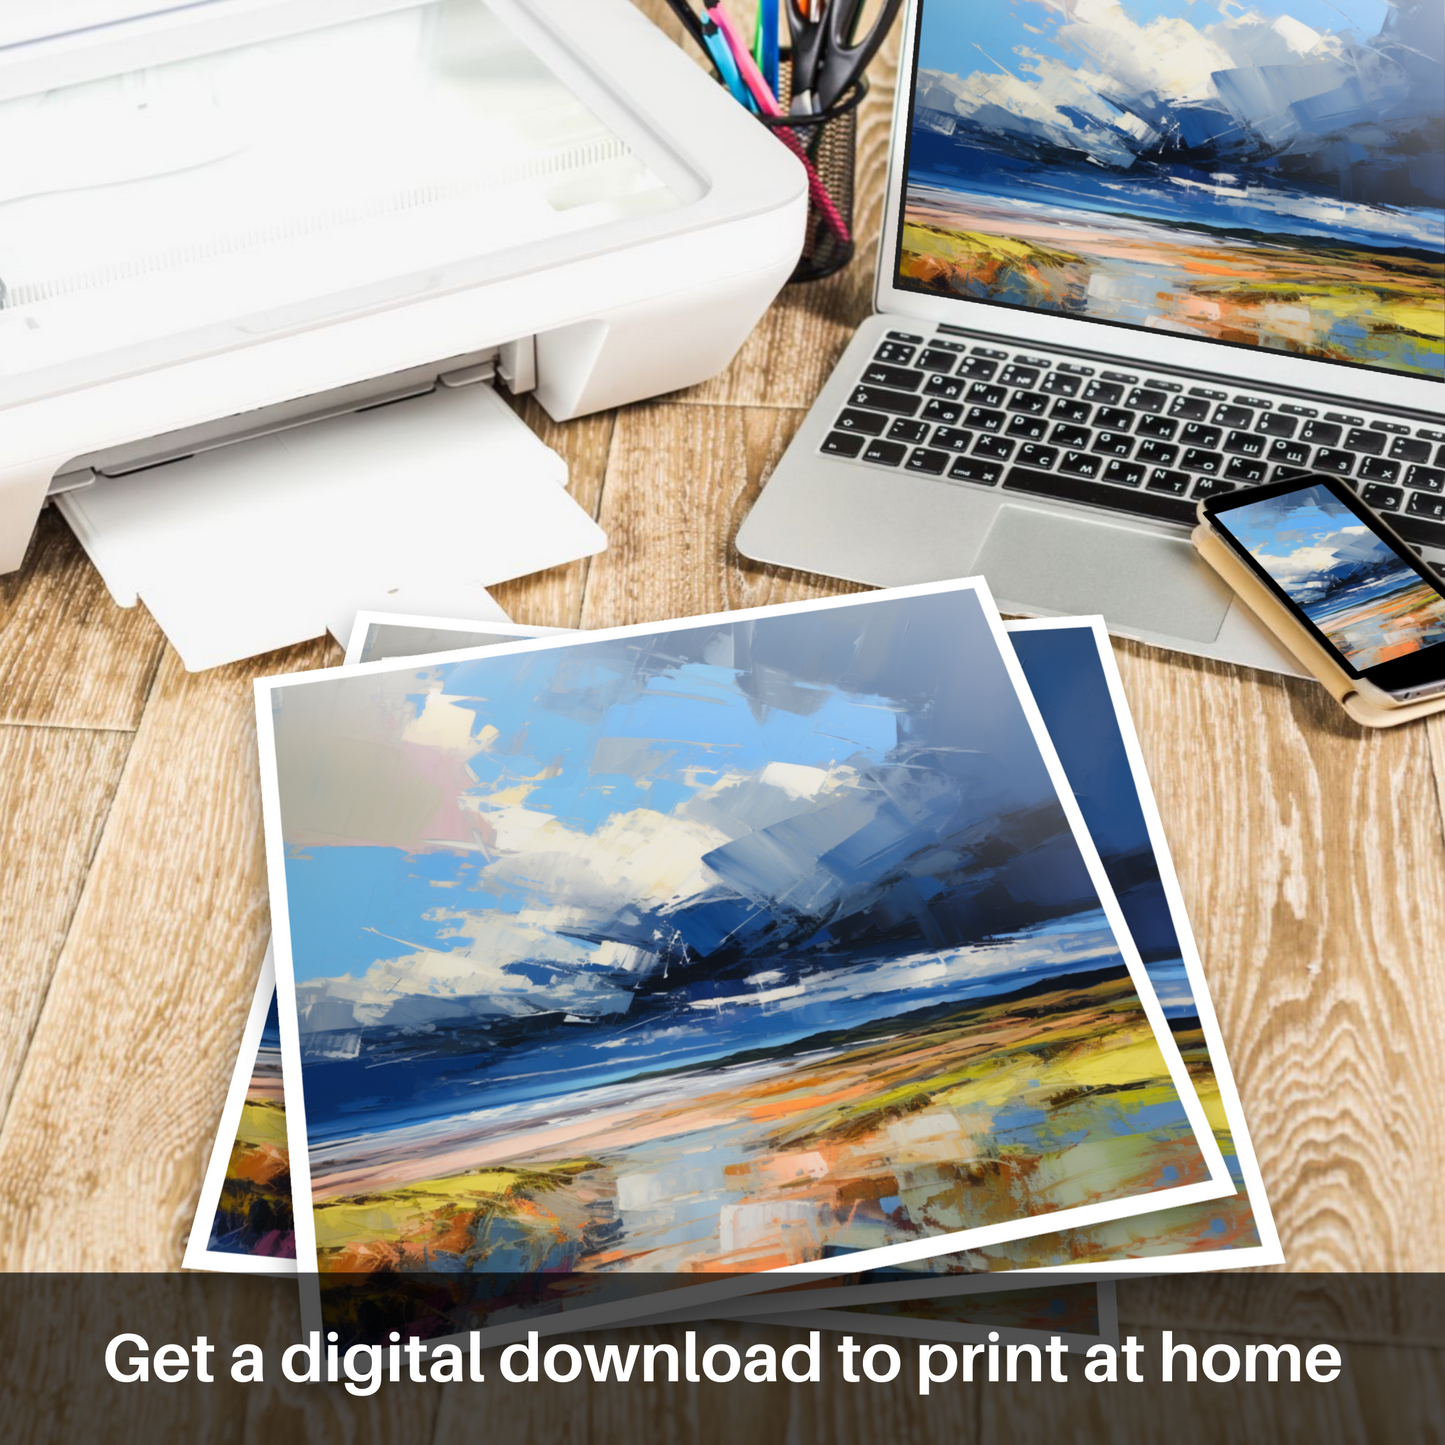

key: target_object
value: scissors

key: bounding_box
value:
[785,0,903,113]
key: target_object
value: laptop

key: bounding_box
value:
[737,0,1444,673]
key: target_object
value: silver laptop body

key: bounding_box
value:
[738,0,1444,674]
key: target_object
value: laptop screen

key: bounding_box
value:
[894,0,1444,382]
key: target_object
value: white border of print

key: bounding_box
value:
[255,577,1234,1342]
[182,943,293,1277]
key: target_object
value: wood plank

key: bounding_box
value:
[0,725,133,1124]
[0,509,165,730]
[0,638,335,1269]
[579,403,865,631]
[490,398,614,631]
[1109,638,1445,1270]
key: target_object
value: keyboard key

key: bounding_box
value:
[1390,436,1432,463]
[973,435,1015,461]
[1050,398,1092,424]
[862,362,925,390]
[1136,414,1178,440]
[1017,443,1059,469]
[948,457,1003,485]
[906,447,950,476]
[1273,464,1315,481]
[1362,483,1403,511]
[1093,432,1134,457]
[1136,440,1179,467]
[850,384,921,417]
[1046,421,1086,447]
[1169,395,1212,421]
[1008,390,1050,415]
[1060,450,1103,478]
[998,364,1040,388]
[930,427,974,452]
[1101,370,1138,384]
[1126,388,1167,413]
[835,408,889,435]
[886,330,923,343]
[1234,395,1272,410]
[1083,380,1124,405]
[1004,465,1197,524]
[1189,386,1228,400]
[1344,428,1385,455]
[965,406,1006,432]
[860,438,907,467]
[1300,420,1341,446]
[1224,430,1266,458]
[1422,428,1445,443]
[933,340,970,353]
[967,382,1008,408]
[1095,406,1134,432]
[1406,465,1445,493]
[957,356,999,380]
[922,397,962,424]
[1147,469,1191,495]
[1358,456,1400,483]
[1193,477,1237,499]
[1257,413,1298,438]
[1279,403,1317,418]
[821,431,864,458]
[887,418,931,444]
[1394,512,1445,551]
[1215,404,1254,429]
[1103,459,1145,487]
[1268,438,1312,467]
[1314,447,1354,475]
[1180,423,1222,449]
[1041,372,1081,397]
[1438,445,1445,466]
[969,345,1007,359]
[1006,414,1048,441]
[874,341,916,365]
[1224,456,1268,483]
[923,374,966,400]
[1057,362,1094,375]
[1325,411,1363,426]
[1407,490,1445,521]
[916,347,959,373]
[1181,448,1223,474]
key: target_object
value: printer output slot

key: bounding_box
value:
[46,338,539,497]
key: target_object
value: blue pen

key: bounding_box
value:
[701,14,755,110]
[758,0,779,97]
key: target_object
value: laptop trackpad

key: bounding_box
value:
[976,505,1233,643]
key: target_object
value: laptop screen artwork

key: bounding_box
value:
[894,0,1444,381]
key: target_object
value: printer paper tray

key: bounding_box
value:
[57,383,605,671]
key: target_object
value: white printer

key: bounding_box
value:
[0,0,806,664]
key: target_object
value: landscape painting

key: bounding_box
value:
[262,585,1225,1336]
[206,987,295,1262]
[1221,481,1445,665]
[901,0,1444,378]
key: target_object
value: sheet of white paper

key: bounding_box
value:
[58,383,602,669]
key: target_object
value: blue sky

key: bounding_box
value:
[917,0,1393,79]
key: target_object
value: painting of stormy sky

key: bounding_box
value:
[902,0,1443,376]
[268,587,1217,1286]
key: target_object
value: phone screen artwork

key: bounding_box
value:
[1211,481,1445,673]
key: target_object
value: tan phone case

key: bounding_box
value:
[1192,520,1445,728]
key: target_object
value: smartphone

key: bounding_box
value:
[1201,474,1445,705]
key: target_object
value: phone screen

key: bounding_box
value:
[1207,476,1445,693]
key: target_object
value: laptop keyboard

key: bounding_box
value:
[821,329,1445,553]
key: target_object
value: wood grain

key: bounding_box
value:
[0,725,133,1124]
[1109,637,1445,1271]
[580,403,865,631]
[0,510,165,730]
[0,639,335,1270]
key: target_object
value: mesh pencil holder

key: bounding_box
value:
[759,69,867,284]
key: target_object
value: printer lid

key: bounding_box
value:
[0,0,721,411]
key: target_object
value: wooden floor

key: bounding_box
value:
[1,6,1442,1441]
